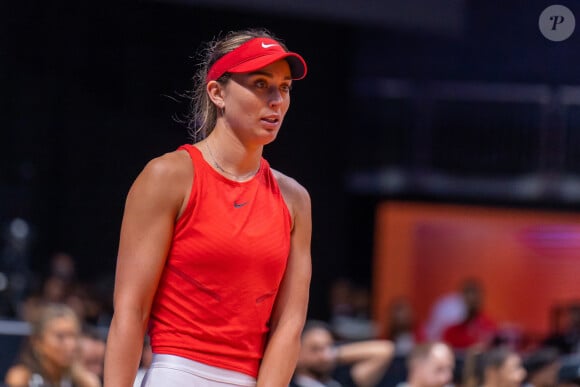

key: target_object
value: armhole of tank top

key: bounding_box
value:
[281,192,293,232]
[269,167,294,232]
[176,144,197,223]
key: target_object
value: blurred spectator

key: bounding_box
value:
[19,277,105,327]
[423,293,466,342]
[79,327,106,383]
[330,278,355,318]
[90,273,115,327]
[330,279,377,341]
[479,346,526,387]
[18,251,108,329]
[399,341,455,387]
[442,279,498,351]
[19,251,79,322]
[65,283,106,327]
[385,297,424,356]
[4,303,101,387]
[291,320,394,387]
[48,252,77,284]
[20,275,71,323]
[557,354,580,386]
[544,303,580,355]
[522,347,560,387]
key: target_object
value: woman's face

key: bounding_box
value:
[35,315,80,370]
[498,354,527,387]
[221,59,292,145]
[298,328,336,378]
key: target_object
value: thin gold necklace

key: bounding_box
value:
[205,141,260,181]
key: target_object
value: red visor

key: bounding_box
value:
[206,38,307,82]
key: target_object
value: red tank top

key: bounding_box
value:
[148,144,292,377]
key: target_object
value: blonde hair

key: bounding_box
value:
[30,302,79,339]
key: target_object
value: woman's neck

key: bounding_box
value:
[38,357,66,384]
[204,131,262,181]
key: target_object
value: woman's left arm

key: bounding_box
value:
[257,177,312,387]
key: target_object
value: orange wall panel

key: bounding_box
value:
[373,202,580,338]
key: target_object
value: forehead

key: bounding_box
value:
[302,328,333,345]
[427,345,454,364]
[44,315,79,331]
[502,354,522,368]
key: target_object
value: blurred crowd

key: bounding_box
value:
[312,277,580,387]
[0,251,143,387]
[0,252,579,386]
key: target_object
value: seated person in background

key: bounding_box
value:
[291,320,394,387]
[78,327,107,383]
[557,354,580,387]
[330,281,378,341]
[423,293,466,343]
[544,303,580,355]
[4,303,101,387]
[479,346,526,387]
[401,342,455,387]
[443,279,497,351]
[522,347,560,387]
[385,297,425,356]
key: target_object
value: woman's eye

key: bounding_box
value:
[255,80,267,88]
[281,84,292,93]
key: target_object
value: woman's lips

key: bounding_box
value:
[260,115,281,129]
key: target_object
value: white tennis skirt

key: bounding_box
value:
[140,354,257,387]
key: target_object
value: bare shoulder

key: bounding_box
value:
[139,148,192,184]
[4,364,31,386]
[271,169,311,217]
[130,148,193,197]
[127,148,193,216]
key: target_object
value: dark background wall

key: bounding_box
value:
[2,0,580,320]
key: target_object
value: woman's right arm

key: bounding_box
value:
[104,151,191,387]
